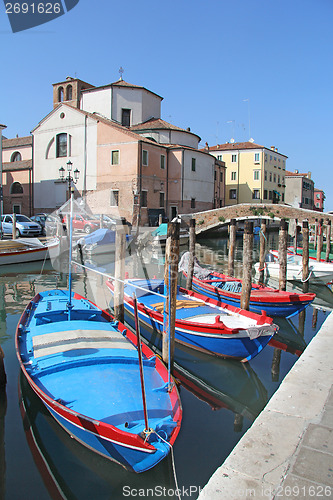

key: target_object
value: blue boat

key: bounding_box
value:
[16,289,182,473]
[107,279,278,362]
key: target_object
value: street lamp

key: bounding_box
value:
[59,160,80,200]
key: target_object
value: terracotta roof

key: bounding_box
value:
[204,141,265,151]
[3,160,32,171]
[285,170,310,177]
[3,136,32,149]
[130,118,201,140]
[81,79,163,100]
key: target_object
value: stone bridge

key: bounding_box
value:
[180,204,333,235]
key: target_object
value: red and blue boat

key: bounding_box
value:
[15,289,182,473]
[186,272,315,317]
[106,278,278,362]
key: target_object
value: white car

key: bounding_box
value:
[1,214,42,238]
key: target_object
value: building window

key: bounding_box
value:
[217,155,223,160]
[316,193,320,199]
[159,192,165,208]
[269,190,272,200]
[269,172,272,182]
[231,154,237,162]
[160,155,165,169]
[273,174,276,183]
[142,150,148,166]
[252,189,260,199]
[141,190,148,207]
[231,171,237,180]
[264,171,267,181]
[191,158,196,171]
[191,198,196,208]
[111,150,119,165]
[214,171,217,181]
[220,171,223,182]
[282,193,284,202]
[254,153,260,162]
[56,133,67,157]
[229,189,237,199]
[121,109,131,127]
[254,170,260,180]
[110,190,119,206]
[66,85,72,101]
[316,202,320,207]
[265,154,267,161]
[11,151,22,162]
[278,175,280,183]
[58,87,64,102]
[10,182,23,194]
[264,189,268,199]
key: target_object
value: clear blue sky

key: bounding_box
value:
[1,0,332,209]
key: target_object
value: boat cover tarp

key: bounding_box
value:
[178,251,211,280]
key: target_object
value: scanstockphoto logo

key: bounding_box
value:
[3,0,79,32]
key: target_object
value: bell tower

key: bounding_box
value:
[52,77,95,109]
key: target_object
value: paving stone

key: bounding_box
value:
[280,474,332,499]
[326,387,333,407]
[321,406,333,429]
[291,448,333,487]
[302,424,333,452]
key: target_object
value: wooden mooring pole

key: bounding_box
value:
[302,220,310,293]
[240,221,253,311]
[258,219,267,284]
[162,222,180,371]
[326,220,331,262]
[228,219,236,277]
[12,213,16,240]
[186,218,196,290]
[317,218,323,262]
[293,218,298,254]
[0,348,6,388]
[114,218,126,322]
[271,348,282,382]
[278,219,288,292]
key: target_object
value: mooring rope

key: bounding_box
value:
[150,429,181,500]
[71,260,167,298]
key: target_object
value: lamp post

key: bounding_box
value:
[59,160,80,201]
[0,124,7,240]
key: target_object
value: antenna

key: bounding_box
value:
[227,120,235,142]
[119,66,124,81]
[243,98,251,141]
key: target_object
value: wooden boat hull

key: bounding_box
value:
[107,279,278,362]
[16,290,182,473]
[0,238,59,265]
[187,273,315,318]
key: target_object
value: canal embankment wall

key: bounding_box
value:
[197,310,333,499]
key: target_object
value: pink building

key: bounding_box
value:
[314,189,325,212]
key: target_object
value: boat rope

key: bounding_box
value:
[71,260,167,299]
[150,429,181,500]
[299,269,313,283]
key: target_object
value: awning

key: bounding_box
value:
[273,190,280,197]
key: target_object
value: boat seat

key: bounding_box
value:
[32,328,135,358]
[150,299,203,313]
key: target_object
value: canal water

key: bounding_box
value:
[0,233,332,500]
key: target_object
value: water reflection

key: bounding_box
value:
[19,373,178,500]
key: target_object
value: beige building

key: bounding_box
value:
[204,141,287,205]
[285,170,314,209]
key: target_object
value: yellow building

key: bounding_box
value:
[204,142,287,205]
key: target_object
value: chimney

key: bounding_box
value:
[271,146,275,150]
[307,171,311,179]
[294,169,299,174]
[205,142,209,151]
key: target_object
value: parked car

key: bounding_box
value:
[1,214,42,238]
[93,214,117,230]
[31,213,66,236]
[62,214,100,234]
